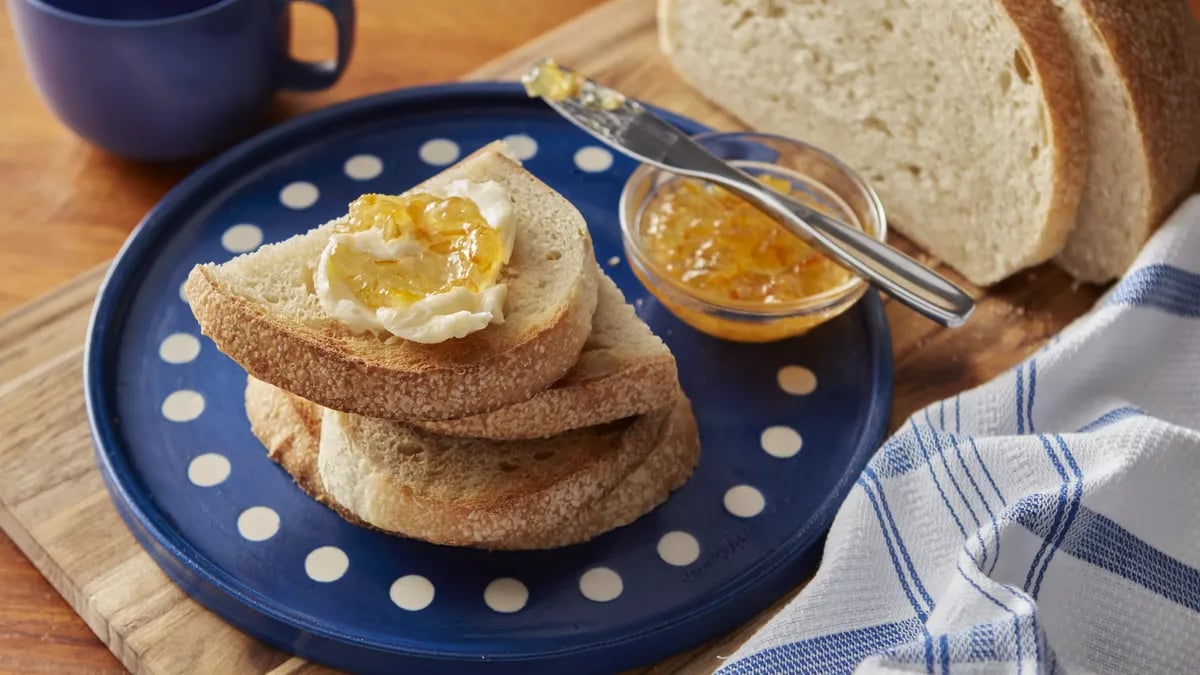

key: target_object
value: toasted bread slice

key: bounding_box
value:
[243,377,699,550]
[318,391,698,550]
[244,373,364,524]
[411,272,678,439]
[189,142,599,421]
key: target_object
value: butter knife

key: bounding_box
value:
[523,61,975,327]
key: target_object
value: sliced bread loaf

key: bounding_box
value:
[1052,0,1200,282]
[411,272,678,439]
[188,142,599,421]
[658,0,1087,286]
[245,376,699,550]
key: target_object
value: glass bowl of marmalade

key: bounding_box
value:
[619,132,886,342]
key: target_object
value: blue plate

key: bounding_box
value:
[85,82,892,674]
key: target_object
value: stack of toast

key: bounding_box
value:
[185,142,700,549]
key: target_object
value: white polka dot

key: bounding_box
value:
[777,365,818,395]
[179,280,188,302]
[579,567,623,602]
[657,531,700,566]
[158,333,200,364]
[280,181,319,209]
[237,506,280,541]
[344,154,383,180]
[724,485,766,518]
[761,425,803,458]
[390,574,435,611]
[484,577,528,613]
[221,223,263,253]
[607,255,621,267]
[187,453,230,487]
[574,146,613,172]
[502,134,538,161]
[419,139,460,166]
[161,390,204,422]
[304,546,349,582]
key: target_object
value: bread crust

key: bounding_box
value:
[245,376,700,550]
[990,0,1088,281]
[244,376,366,526]
[319,398,691,550]
[410,274,679,439]
[189,262,597,420]
[411,352,676,439]
[188,144,600,420]
[1056,0,1200,282]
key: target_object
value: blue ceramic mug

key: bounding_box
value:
[9,0,355,160]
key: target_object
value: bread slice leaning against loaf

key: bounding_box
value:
[411,272,678,439]
[1051,0,1200,283]
[245,376,700,550]
[188,141,599,421]
[658,0,1086,286]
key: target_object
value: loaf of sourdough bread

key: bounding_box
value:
[659,0,1087,286]
[660,0,1200,285]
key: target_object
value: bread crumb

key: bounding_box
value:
[607,256,621,267]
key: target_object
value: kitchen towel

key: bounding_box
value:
[718,196,1200,674]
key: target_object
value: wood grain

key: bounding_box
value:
[4,0,1190,672]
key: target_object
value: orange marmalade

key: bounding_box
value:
[326,193,503,308]
[641,175,853,306]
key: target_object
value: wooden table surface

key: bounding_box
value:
[0,2,603,671]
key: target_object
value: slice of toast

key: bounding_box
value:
[189,142,599,421]
[410,272,678,439]
[245,376,699,550]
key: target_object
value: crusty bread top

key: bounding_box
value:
[1054,0,1200,282]
[316,388,696,549]
[411,272,678,439]
[187,142,599,420]
[245,376,700,550]
[658,0,1086,286]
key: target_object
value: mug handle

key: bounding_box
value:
[278,0,356,91]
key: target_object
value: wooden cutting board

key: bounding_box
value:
[0,0,1102,672]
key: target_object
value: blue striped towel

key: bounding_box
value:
[718,196,1200,674]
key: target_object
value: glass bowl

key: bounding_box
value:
[618,131,887,342]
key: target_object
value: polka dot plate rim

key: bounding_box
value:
[84,82,892,674]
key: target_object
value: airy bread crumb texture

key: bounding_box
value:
[659,0,1086,286]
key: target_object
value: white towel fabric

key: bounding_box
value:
[718,196,1200,675]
